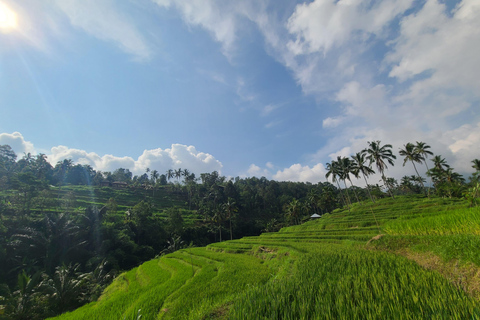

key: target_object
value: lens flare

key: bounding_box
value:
[0,2,17,31]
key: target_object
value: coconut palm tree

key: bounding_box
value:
[472,159,480,173]
[285,199,301,225]
[400,176,413,193]
[364,141,397,199]
[307,189,320,215]
[174,168,183,182]
[399,143,427,196]
[150,170,159,197]
[166,169,174,182]
[44,263,88,314]
[415,142,434,194]
[415,142,433,168]
[338,156,360,204]
[432,155,449,171]
[223,198,238,240]
[351,152,376,203]
[325,161,348,210]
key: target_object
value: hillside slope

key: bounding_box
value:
[53,196,480,319]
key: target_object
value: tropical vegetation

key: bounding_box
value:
[0,141,478,319]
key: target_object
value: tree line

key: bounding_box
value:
[0,142,478,319]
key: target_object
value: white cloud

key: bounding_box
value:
[246,164,270,177]
[286,0,413,55]
[46,143,222,176]
[328,147,352,160]
[0,133,223,176]
[322,116,344,128]
[54,0,152,61]
[261,104,278,116]
[386,0,480,89]
[443,122,480,173]
[47,146,136,172]
[273,163,326,183]
[153,0,239,55]
[0,132,35,156]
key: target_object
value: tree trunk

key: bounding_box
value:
[412,162,428,198]
[382,173,395,199]
[362,173,375,203]
[343,180,352,206]
[336,181,349,212]
[219,222,222,242]
[348,179,361,204]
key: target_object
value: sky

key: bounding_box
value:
[0,0,479,184]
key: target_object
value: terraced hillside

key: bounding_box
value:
[19,184,198,222]
[54,196,480,319]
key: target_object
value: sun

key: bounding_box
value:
[0,2,17,31]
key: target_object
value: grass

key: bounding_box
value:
[383,207,480,236]
[229,244,479,319]
[50,195,480,319]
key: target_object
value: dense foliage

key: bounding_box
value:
[53,196,480,319]
[0,142,478,319]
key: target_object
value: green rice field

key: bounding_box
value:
[52,195,480,319]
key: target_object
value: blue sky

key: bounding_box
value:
[1,0,479,183]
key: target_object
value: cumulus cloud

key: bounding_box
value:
[46,143,223,176]
[54,0,152,61]
[442,122,480,173]
[47,146,136,172]
[154,0,479,182]
[286,0,413,55]
[273,163,326,183]
[0,132,222,176]
[0,132,35,155]
[386,0,480,89]
[246,164,270,177]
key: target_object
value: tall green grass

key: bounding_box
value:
[384,207,480,236]
[229,244,479,319]
[51,196,480,319]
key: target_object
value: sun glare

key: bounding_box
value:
[0,2,17,31]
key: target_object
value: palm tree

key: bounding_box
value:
[338,156,360,204]
[415,141,433,194]
[415,142,433,168]
[472,159,480,173]
[44,263,88,314]
[285,199,301,225]
[150,170,159,197]
[166,169,174,182]
[432,155,449,171]
[364,141,397,199]
[0,270,45,320]
[399,143,427,196]
[307,189,320,215]
[223,198,238,240]
[212,208,225,242]
[174,168,183,182]
[351,152,376,203]
[400,176,413,193]
[325,161,348,210]
[12,212,84,274]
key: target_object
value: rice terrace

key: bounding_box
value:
[53,196,480,319]
[1,0,480,318]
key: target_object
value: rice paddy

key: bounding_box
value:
[51,196,480,319]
